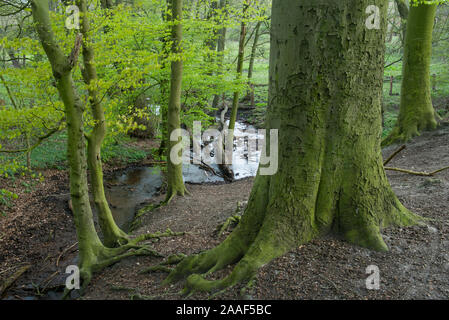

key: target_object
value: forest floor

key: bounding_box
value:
[1,122,449,300]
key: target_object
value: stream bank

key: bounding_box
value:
[1,121,449,300]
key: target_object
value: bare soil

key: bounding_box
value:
[1,123,449,300]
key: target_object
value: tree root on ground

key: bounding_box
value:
[130,188,190,231]
[140,253,187,274]
[215,201,247,237]
[216,215,241,237]
[63,229,185,298]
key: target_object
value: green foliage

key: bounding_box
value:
[383,111,399,138]
[0,188,18,210]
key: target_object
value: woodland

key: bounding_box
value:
[0,0,449,300]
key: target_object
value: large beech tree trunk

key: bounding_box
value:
[383,2,438,146]
[165,0,420,295]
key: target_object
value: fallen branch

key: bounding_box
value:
[385,166,449,176]
[56,242,78,267]
[383,145,406,166]
[0,264,31,296]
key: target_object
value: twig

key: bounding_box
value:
[56,242,78,267]
[384,57,403,69]
[383,145,406,166]
[0,264,31,296]
[385,166,449,176]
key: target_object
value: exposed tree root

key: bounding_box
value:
[163,172,422,297]
[382,115,438,147]
[131,188,190,231]
[215,201,246,237]
[56,242,78,267]
[383,145,406,166]
[217,215,241,236]
[63,229,185,298]
[139,253,187,274]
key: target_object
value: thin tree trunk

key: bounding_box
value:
[166,0,187,202]
[212,0,228,109]
[395,0,408,44]
[77,0,128,247]
[158,0,172,157]
[31,0,104,288]
[225,1,250,168]
[228,3,249,135]
[245,21,261,106]
[32,0,154,292]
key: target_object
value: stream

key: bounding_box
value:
[3,120,261,300]
[105,120,262,231]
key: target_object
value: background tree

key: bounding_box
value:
[383,0,438,145]
[30,0,166,292]
[165,0,188,201]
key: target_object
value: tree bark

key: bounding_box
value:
[166,0,187,201]
[32,0,156,292]
[228,2,249,137]
[165,0,420,295]
[77,0,128,247]
[383,3,438,146]
[245,21,262,106]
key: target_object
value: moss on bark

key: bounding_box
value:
[383,3,438,146]
[166,0,188,202]
[32,0,164,292]
[164,0,422,296]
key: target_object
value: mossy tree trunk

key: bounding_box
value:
[77,0,128,247]
[158,0,173,158]
[383,2,438,146]
[165,0,187,202]
[395,0,408,43]
[32,0,157,292]
[165,0,421,295]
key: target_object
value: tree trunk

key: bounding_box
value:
[212,0,228,109]
[383,3,437,146]
[157,0,173,157]
[165,0,420,295]
[245,21,261,106]
[394,0,408,45]
[228,3,249,136]
[32,0,155,292]
[166,0,187,201]
[77,0,128,247]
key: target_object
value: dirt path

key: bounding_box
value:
[1,124,449,300]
